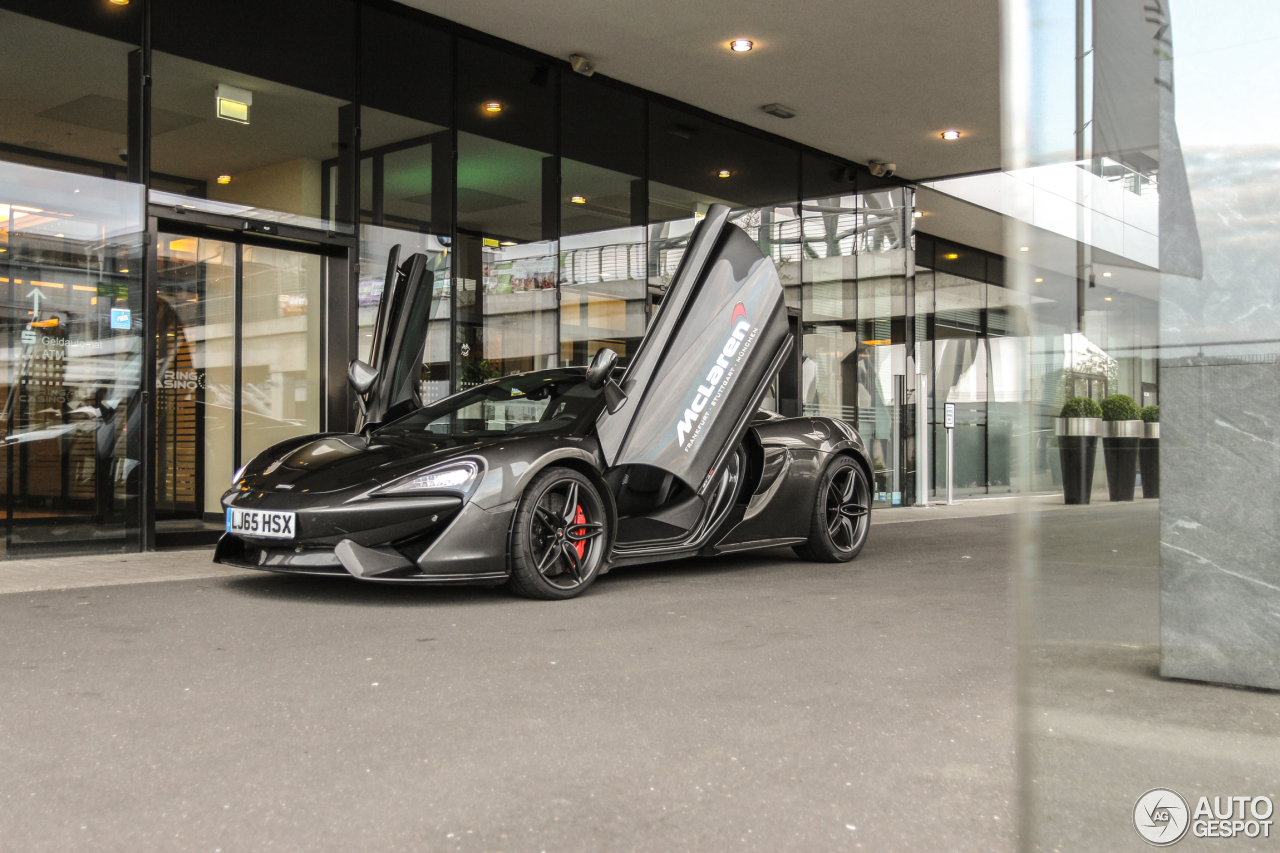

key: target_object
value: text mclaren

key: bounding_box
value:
[676,319,752,449]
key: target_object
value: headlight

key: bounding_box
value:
[379,460,480,496]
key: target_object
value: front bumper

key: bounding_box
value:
[214,500,516,586]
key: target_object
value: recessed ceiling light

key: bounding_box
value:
[1104,296,1113,301]
[1019,246,1029,252]
[718,169,732,178]
[483,102,503,113]
[941,130,961,140]
[913,211,923,219]
[1102,271,1112,277]
[570,195,586,204]
[217,175,232,185]
[1035,277,1043,282]
[729,39,754,52]
[944,253,959,260]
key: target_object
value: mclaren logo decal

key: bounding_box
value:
[675,302,759,450]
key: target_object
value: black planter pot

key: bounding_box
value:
[1056,418,1101,505]
[1139,423,1159,499]
[1059,436,1099,504]
[1102,420,1142,502]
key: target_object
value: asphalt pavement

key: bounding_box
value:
[1,512,1017,853]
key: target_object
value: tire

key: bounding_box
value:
[507,467,609,600]
[793,456,870,562]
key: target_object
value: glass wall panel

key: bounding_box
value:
[356,4,452,399]
[1,160,144,556]
[0,5,141,181]
[151,0,357,229]
[154,235,235,527]
[856,188,911,506]
[238,245,322,461]
[800,192,859,421]
[933,270,987,495]
[455,41,558,388]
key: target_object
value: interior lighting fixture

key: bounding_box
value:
[483,101,503,113]
[218,175,232,185]
[941,130,961,140]
[717,169,732,178]
[944,253,959,260]
[109,0,130,5]
[913,211,923,218]
[500,241,517,246]
[570,195,586,204]
[1019,246,1029,251]
[729,39,754,52]
[1035,277,1043,282]
[761,103,796,119]
[215,84,253,124]
[119,268,129,273]
[1102,271,1112,277]
[1104,296,1113,301]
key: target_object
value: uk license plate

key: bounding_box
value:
[226,508,297,539]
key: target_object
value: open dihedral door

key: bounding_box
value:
[595,205,792,495]
[354,247,436,430]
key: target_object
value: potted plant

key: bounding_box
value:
[1057,396,1102,504]
[1139,405,1159,499]
[1100,394,1142,501]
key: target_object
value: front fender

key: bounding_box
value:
[468,438,605,510]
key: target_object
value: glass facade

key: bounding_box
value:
[0,0,1039,555]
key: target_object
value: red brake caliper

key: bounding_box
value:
[573,505,586,559]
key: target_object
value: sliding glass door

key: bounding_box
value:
[154,232,323,535]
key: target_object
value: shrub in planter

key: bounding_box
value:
[1061,396,1102,419]
[1057,397,1101,504]
[1100,394,1141,422]
[1100,394,1141,501]
[1138,405,1159,498]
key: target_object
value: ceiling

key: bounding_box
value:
[393,0,1002,182]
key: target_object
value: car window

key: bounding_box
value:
[377,374,602,437]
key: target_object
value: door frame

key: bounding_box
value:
[142,205,355,549]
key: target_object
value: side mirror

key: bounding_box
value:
[585,347,618,389]
[348,360,379,396]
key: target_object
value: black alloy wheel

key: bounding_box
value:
[793,456,870,562]
[508,467,609,599]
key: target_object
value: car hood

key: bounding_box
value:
[241,433,501,495]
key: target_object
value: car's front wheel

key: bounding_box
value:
[508,467,609,600]
[793,456,870,562]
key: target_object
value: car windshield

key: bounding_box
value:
[376,372,603,438]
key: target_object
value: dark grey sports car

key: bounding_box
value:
[215,205,873,599]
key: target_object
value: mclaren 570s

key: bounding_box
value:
[215,205,873,599]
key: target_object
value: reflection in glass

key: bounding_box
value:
[154,235,235,524]
[455,132,558,387]
[1,161,143,555]
[239,246,322,461]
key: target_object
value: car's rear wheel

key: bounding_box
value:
[508,467,609,600]
[793,456,870,562]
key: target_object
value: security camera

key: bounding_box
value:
[869,161,897,178]
[569,54,596,77]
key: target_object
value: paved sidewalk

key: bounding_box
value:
[0,492,1143,596]
[0,548,244,596]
